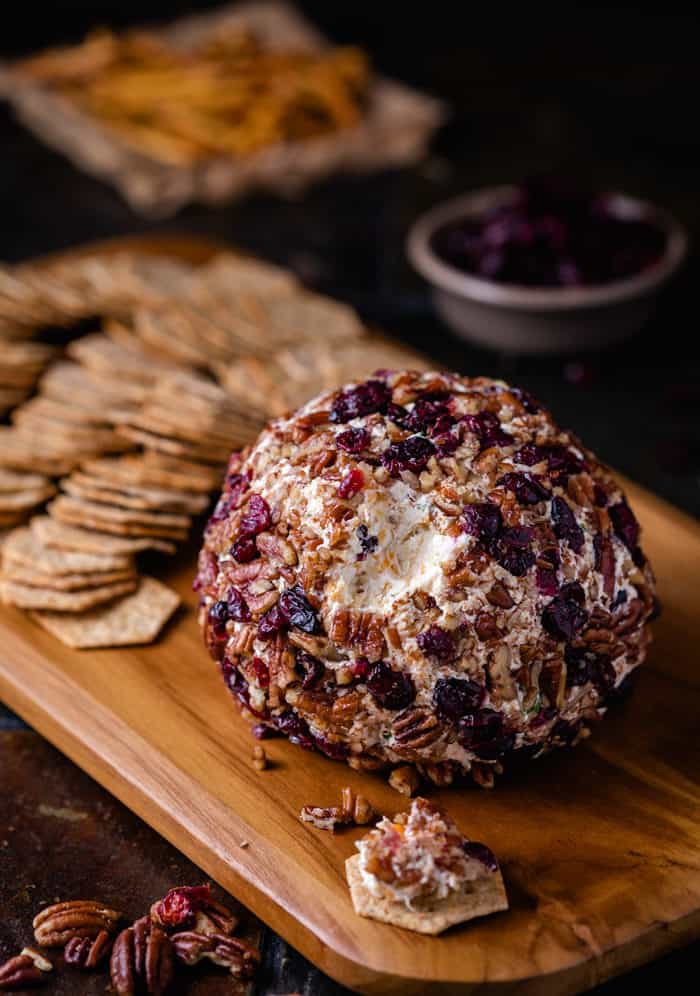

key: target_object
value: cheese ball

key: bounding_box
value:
[196,370,657,788]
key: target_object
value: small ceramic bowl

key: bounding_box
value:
[406,185,687,354]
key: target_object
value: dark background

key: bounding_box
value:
[1,4,699,994]
[1,1,699,519]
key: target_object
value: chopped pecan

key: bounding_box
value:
[329,609,386,662]
[614,598,646,636]
[594,533,616,599]
[475,611,503,641]
[299,805,350,831]
[33,900,122,947]
[487,645,517,704]
[486,582,514,609]
[567,473,595,508]
[172,931,259,978]
[388,765,420,796]
[0,953,46,990]
[348,752,387,772]
[229,623,256,656]
[288,630,332,657]
[252,745,267,770]
[64,930,111,969]
[256,531,298,566]
[540,658,566,709]
[433,492,461,515]
[340,786,377,825]
[392,707,444,752]
[420,761,455,787]
[20,950,52,974]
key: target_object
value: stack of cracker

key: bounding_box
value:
[1,245,428,648]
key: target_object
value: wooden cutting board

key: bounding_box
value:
[1,236,699,996]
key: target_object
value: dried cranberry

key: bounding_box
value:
[433,677,483,721]
[208,600,230,640]
[226,471,250,508]
[536,548,560,596]
[338,468,365,499]
[238,494,271,539]
[194,549,218,593]
[356,524,378,560]
[463,410,512,450]
[513,443,546,466]
[278,584,318,633]
[433,426,461,455]
[609,499,640,551]
[252,722,276,740]
[231,536,258,563]
[611,589,628,609]
[498,472,549,505]
[381,435,436,477]
[152,885,211,930]
[252,657,270,687]
[313,735,350,760]
[226,587,251,622]
[366,661,415,710]
[336,427,370,453]
[542,582,588,641]
[593,484,608,507]
[551,496,584,553]
[417,625,457,662]
[257,603,286,639]
[296,650,324,689]
[462,841,498,871]
[352,657,370,679]
[494,526,536,577]
[546,445,586,481]
[591,655,616,694]
[458,708,513,758]
[274,711,315,750]
[387,402,409,424]
[330,379,391,423]
[206,492,234,531]
[403,395,451,433]
[564,644,593,686]
[462,501,502,543]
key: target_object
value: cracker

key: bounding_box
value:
[10,411,134,452]
[0,469,51,493]
[82,455,218,494]
[31,516,177,555]
[117,425,233,465]
[126,408,250,448]
[67,332,176,383]
[0,484,56,511]
[0,576,137,611]
[30,575,180,648]
[2,527,132,573]
[64,473,210,514]
[194,254,299,300]
[345,855,508,935]
[50,495,190,529]
[3,562,136,591]
[14,396,116,427]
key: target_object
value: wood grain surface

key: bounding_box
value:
[0,237,699,995]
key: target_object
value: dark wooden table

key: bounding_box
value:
[1,3,699,992]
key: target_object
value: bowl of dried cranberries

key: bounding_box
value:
[407,180,687,354]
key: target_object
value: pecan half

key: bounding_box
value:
[33,900,122,947]
[172,931,259,978]
[110,923,174,996]
[64,930,111,969]
[392,707,444,752]
[486,582,515,609]
[0,954,45,990]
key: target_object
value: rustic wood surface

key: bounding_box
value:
[0,229,698,990]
